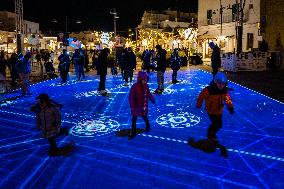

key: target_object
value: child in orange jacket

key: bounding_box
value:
[196,72,234,141]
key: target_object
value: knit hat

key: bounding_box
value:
[137,71,148,81]
[214,72,227,84]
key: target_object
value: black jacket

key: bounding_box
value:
[156,49,167,72]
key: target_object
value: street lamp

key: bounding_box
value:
[110,8,119,38]
[110,8,119,63]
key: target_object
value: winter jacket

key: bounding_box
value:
[97,52,108,75]
[156,49,167,72]
[170,54,181,70]
[38,105,61,138]
[129,72,155,116]
[122,51,136,70]
[196,82,233,115]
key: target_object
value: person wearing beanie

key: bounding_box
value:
[196,72,234,141]
[128,71,155,139]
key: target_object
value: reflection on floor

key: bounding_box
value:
[0,70,283,188]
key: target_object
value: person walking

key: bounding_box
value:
[128,71,155,139]
[122,47,136,86]
[141,49,152,74]
[170,49,182,84]
[16,53,31,96]
[154,45,167,94]
[9,53,19,87]
[209,42,221,80]
[58,49,70,84]
[97,48,110,95]
[196,72,234,141]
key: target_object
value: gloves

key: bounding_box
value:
[228,107,234,114]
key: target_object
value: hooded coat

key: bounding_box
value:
[129,71,155,116]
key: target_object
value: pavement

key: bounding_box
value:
[0,69,283,188]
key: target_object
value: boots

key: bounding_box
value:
[48,147,58,156]
[128,120,137,140]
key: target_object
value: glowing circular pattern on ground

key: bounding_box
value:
[70,117,120,137]
[156,112,200,128]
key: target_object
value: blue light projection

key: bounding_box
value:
[0,70,284,188]
[156,112,200,128]
[70,117,120,137]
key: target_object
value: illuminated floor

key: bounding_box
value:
[0,69,284,189]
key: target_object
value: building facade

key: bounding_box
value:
[198,0,284,68]
[260,0,284,52]
[198,0,262,59]
[0,11,40,34]
[138,10,197,31]
[0,11,40,52]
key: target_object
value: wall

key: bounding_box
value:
[198,0,261,53]
[261,0,284,51]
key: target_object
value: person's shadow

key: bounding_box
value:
[188,138,228,158]
[51,143,75,157]
[115,128,146,138]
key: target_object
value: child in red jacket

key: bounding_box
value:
[128,71,155,139]
[196,72,234,141]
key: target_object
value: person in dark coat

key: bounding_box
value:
[170,49,182,83]
[154,45,167,94]
[72,49,85,81]
[84,51,90,72]
[122,47,136,86]
[58,49,70,83]
[128,71,155,139]
[209,42,221,80]
[0,51,8,82]
[97,48,110,95]
[9,53,19,87]
[141,49,152,73]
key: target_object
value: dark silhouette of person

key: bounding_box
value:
[97,48,110,95]
[209,42,221,80]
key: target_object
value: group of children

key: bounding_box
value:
[31,69,234,156]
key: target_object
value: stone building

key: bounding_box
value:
[138,9,197,31]
[0,11,40,34]
[198,0,284,59]
[260,0,284,52]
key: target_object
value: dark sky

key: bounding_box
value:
[1,0,197,33]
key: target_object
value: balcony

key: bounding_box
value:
[205,13,249,26]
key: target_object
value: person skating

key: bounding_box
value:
[196,72,234,141]
[128,71,155,139]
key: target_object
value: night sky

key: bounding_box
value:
[0,0,197,34]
